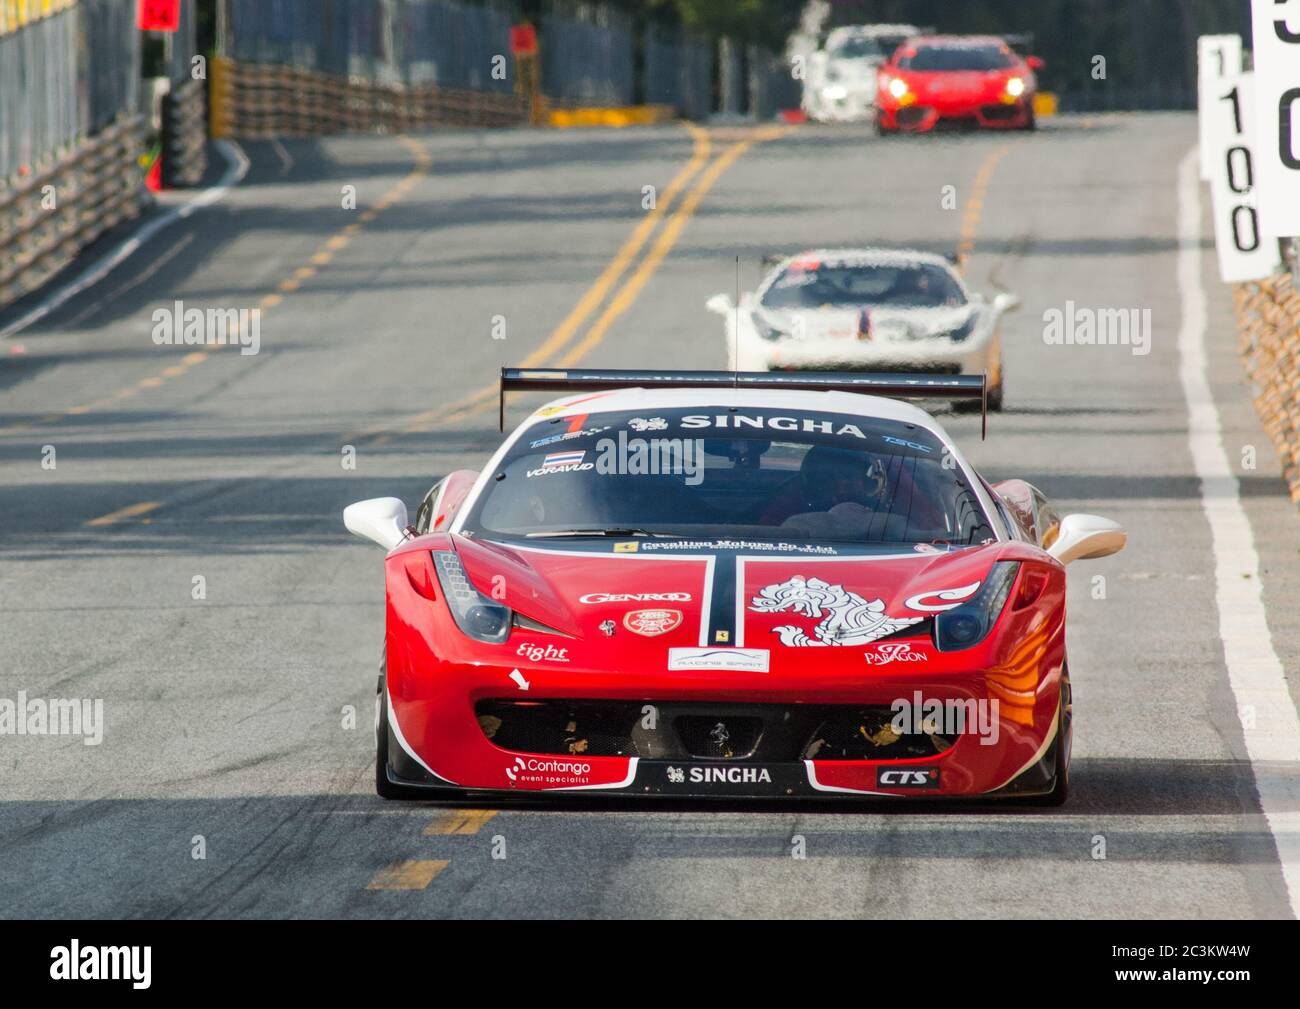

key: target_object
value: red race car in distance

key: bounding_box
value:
[875,35,1043,133]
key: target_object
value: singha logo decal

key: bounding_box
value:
[749,575,922,647]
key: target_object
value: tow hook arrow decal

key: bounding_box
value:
[509,669,530,691]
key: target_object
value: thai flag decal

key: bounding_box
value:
[543,451,585,468]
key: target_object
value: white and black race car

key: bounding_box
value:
[707,248,1020,411]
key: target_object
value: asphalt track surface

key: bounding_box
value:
[2,113,1299,919]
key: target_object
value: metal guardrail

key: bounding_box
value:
[0,115,147,309]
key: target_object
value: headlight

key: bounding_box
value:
[823,84,848,101]
[754,314,787,341]
[433,550,511,643]
[1005,77,1025,97]
[888,77,909,99]
[933,561,1019,651]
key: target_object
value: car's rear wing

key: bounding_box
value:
[499,367,988,438]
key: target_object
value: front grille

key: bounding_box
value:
[475,699,955,761]
[980,104,1020,121]
[896,106,930,127]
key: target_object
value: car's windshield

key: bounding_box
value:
[830,37,885,60]
[461,408,995,547]
[760,260,966,310]
[900,45,1015,71]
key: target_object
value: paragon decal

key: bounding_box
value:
[624,608,683,636]
[876,767,940,789]
[579,592,692,603]
[515,642,570,663]
[667,647,770,672]
[903,581,981,612]
[749,575,922,646]
[505,755,593,786]
[667,765,773,785]
[863,642,928,665]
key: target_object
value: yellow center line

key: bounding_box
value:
[422,809,498,836]
[956,142,1016,268]
[557,124,792,369]
[359,122,714,442]
[365,859,449,891]
[85,501,162,527]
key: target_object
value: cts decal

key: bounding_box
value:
[623,608,683,636]
[578,592,692,604]
[516,642,570,663]
[903,582,981,612]
[876,767,940,789]
[863,642,928,665]
[667,647,770,672]
[749,575,922,647]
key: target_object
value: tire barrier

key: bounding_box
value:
[161,77,207,188]
[1234,272,1300,506]
[0,116,146,312]
[209,58,528,138]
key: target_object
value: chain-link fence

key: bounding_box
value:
[645,23,712,121]
[222,0,517,94]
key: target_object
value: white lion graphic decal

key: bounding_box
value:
[749,575,922,647]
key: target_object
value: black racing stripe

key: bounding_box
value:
[707,552,738,645]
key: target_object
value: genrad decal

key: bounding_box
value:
[667,647,770,672]
[624,608,683,636]
[749,575,922,646]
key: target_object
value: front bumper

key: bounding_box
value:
[754,333,991,374]
[877,96,1032,131]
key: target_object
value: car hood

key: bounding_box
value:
[455,534,1007,654]
[754,302,979,342]
[899,69,1013,101]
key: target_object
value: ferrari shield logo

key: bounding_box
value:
[623,608,683,637]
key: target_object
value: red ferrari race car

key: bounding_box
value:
[875,35,1043,133]
[345,369,1125,803]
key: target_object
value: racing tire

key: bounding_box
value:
[1023,677,1071,807]
[1022,106,1037,132]
[987,376,1004,412]
[874,117,895,137]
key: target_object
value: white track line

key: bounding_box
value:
[1177,146,1300,917]
[0,139,249,340]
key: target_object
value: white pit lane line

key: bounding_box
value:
[1178,146,1300,916]
[0,139,250,340]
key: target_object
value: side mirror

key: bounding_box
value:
[344,497,409,551]
[1047,513,1126,565]
[706,293,733,316]
[992,292,1021,314]
[1026,56,1045,72]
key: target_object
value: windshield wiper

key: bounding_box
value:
[525,528,671,539]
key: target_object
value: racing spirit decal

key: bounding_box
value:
[749,575,922,647]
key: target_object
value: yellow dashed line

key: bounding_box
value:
[260,293,284,309]
[277,278,300,293]
[422,809,497,836]
[309,251,333,265]
[182,351,208,364]
[85,501,161,527]
[365,859,449,891]
[293,266,316,280]
[325,235,350,251]
[161,365,186,378]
